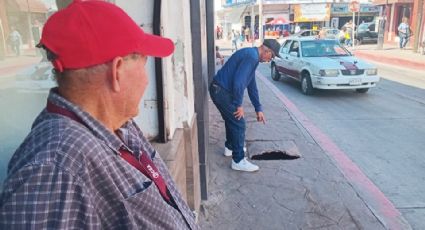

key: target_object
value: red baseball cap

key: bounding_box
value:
[40,0,174,72]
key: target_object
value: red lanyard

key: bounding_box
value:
[119,148,171,203]
[46,101,172,204]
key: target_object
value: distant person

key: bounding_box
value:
[318,28,326,39]
[244,27,250,42]
[231,29,238,52]
[398,17,410,49]
[0,1,198,229]
[31,20,42,44]
[294,24,301,33]
[216,25,222,39]
[344,20,354,34]
[216,46,224,66]
[209,39,281,172]
[344,27,352,46]
[8,26,21,56]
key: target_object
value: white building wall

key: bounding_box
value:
[162,0,195,140]
[116,0,195,140]
[116,0,159,139]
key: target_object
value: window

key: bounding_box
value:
[280,40,292,54]
[0,1,58,185]
[289,41,299,56]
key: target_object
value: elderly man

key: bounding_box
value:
[0,1,198,229]
[209,39,281,172]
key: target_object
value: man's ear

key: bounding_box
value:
[111,56,124,92]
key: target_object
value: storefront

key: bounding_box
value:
[373,0,414,45]
[330,3,380,30]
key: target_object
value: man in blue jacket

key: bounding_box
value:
[209,39,281,172]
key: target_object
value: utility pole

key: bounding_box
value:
[259,0,263,42]
[413,0,423,52]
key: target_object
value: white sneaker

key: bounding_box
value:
[224,146,247,157]
[231,158,259,172]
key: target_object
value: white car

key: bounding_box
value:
[271,37,380,95]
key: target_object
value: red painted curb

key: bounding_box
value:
[353,51,425,70]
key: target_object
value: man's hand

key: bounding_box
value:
[234,106,244,120]
[256,111,266,124]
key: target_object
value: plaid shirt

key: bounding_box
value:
[0,89,198,230]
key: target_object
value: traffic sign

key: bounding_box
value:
[349,1,360,12]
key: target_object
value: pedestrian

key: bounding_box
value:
[209,39,281,172]
[216,45,224,66]
[0,1,198,229]
[231,29,238,52]
[294,24,301,33]
[344,27,352,46]
[216,25,221,39]
[398,17,410,49]
[244,27,250,42]
[8,26,21,56]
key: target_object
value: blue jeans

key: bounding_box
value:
[399,34,408,48]
[209,82,245,163]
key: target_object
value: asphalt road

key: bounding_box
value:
[257,63,425,230]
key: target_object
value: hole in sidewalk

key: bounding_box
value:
[251,150,300,160]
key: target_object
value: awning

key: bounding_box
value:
[266,17,291,25]
[10,0,48,13]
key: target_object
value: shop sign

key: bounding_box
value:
[293,4,330,22]
[360,5,380,12]
[331,3,380,14]
[223,0,256,7]
[349,1,360,12]
[332,4,348,13]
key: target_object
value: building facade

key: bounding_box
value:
[373,0,425,51]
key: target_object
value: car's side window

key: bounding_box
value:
[301,31,308,36]
[280,40,292,55]
[289,41,300,57]
[369,24,375,32]
[312,31,319,36]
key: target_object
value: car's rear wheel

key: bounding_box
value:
[355,88,369,93]
[301,73,313,95]
[354,38,362,45]
[271,63,281,81]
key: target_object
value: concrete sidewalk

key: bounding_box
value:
[199,75,399,229]
[351,44,425,71]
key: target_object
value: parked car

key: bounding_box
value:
[293,29,320,38]
[355,22,378,45]
[270,37,380,95]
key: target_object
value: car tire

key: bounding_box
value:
[354,39,361,45]
[301,73,313,95]
[355,88,369,93]
[271,63,281,81]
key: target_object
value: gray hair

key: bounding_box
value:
[53,53,141,87]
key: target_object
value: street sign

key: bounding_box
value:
[349,1,360,12]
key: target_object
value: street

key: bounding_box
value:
[256,62,425,229]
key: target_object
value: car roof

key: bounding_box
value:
[285,37,337,42]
